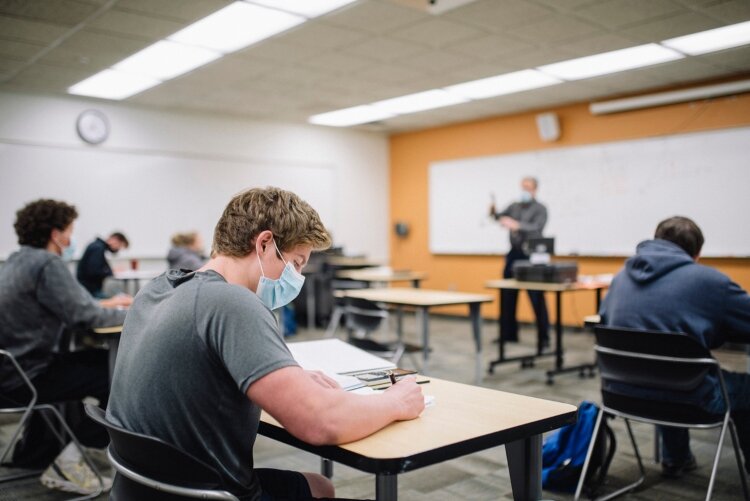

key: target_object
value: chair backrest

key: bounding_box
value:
[344,298,388,333]
[593,326,724,425]
[84,404,225,491]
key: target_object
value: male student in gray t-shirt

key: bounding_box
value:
[107,187,424,500]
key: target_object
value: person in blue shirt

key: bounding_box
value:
[600,216,750,478]
[77,232,129,297]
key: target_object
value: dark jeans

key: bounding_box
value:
[501,247,549,343]
[4,349,110,468]
[660,370,750,473]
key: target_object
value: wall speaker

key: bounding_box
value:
[535,112,560,142]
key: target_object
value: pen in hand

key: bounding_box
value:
[389,373,397,385]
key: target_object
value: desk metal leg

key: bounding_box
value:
[418,307,430,374]
[376,473,398,501]
[506,434,542,501]
[554,291,563,371]
[469,303,482,385]
[320,458,333,479]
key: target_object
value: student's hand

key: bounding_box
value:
[306,370,340,389]
[500,216,520,231]
[100,294,133,309]
[384,377,424,420]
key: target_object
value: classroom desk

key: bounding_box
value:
[335,269,427,288]
[111,269,162,295]
[485,279,609,384]
[325,256,382,269]
[337,288,494,384]
[259,377,577,501]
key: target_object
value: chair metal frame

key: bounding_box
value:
[84,404,238,500]
[0,349,104,500]
[574,328,750,501]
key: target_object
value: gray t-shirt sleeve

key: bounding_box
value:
[198,283,299,394]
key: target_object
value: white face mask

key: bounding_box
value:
[255,239,305,310]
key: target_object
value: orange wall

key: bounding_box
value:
[389,91,750,325]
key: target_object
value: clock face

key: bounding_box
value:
[76,110,109,144]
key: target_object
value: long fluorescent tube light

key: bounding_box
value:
[661,20,750,55]
[445,69,562,99]
[68,69,161,100]
[590,78,750,115]
[538,43,684,80]
[309,105,395,127]
[169,2,304,53]
[247,0,358,18]
[113,41,221,80]
[371,89,468,114]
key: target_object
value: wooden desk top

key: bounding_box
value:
[326,256,382,268]
[260,378,576,473]
[339,288,493,307]
[336,269,427,283]
[93,325,123,335]
[485,278,610,292]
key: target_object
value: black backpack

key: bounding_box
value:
[542,401,617,497]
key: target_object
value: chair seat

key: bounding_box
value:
[601,390,724,427]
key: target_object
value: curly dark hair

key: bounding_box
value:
[14,199,78,248]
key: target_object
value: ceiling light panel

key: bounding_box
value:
[113,41,221,80]
[309,105,395,127]
[68,70,161,100]
[169,2,305,53]
[445,69,562,99]
[247,0,358,18]
[661,20,750,55]
[538,43,684,80]
[371,89,468,114]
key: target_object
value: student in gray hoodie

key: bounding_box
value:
[167,231,206,271]
[600,216,750,478]
[0,199,130,492]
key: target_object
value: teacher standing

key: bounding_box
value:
[489,176,549,346]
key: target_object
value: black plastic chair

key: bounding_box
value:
[574,326,749,501]
[0,349,105,499]
[83,404,238,500]
[343,298,419,366]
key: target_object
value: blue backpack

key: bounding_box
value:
[542,401,616,496]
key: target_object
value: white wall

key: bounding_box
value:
[0,92,390,261]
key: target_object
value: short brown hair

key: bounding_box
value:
[654,216,704,258]
[109,232,129,248]
[14,199,78,248]
[212,187,332,257]
[171,232,198,247]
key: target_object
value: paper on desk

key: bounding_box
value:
[351,386,435,408]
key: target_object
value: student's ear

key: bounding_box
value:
[255,230,273,254]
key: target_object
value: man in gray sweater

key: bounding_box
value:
[0,199,130,494]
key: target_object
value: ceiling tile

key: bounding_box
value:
[302,51,373,74]
[698,0,750,23]
[499,46,582,68]
[342,36,428,62]
[0,56,26,76]
[39,30,151,70]
[0,15,69,44]
[696,45,750,72]
[0,0,101,27]
[393,48,476,74]
[174,55,277,87]
[621,11,725,41]
[388,18,488,48]
[507,15,603,44]
[636,57,737,83]
[574,0,685,30]
[279,21,368,50]
[533,0,603,12]
[324,1,428,33]
[88,9,186,41]
[440,61,520,82]
[443,33,536,60]
[554,33,643,57]
[237,39,322,64]
[4,62,94,91]
[353,61,427,84]
[443,0,554,31]
[0,38,45,61]
[115,0,231,23]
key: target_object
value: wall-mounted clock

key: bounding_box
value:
[76,109,109,145]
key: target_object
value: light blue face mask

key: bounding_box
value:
[256,240,305,310]
[57,236,77,262]
[520,191,532,203]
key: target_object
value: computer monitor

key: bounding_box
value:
[525,237,555,256]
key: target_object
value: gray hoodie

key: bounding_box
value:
[0,246,126,391]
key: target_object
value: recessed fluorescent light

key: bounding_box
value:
[113,41,220,80]
[247,0,358,18]
[538,43,684,80]
[68,69,161,100]
[371,89,468,114]
[309,105,395,127]
[169,1,304,53]
[661,20,750,55]
[445,69,562,99]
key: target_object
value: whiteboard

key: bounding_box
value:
[0,143,335,259]
[429,126,750,257]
